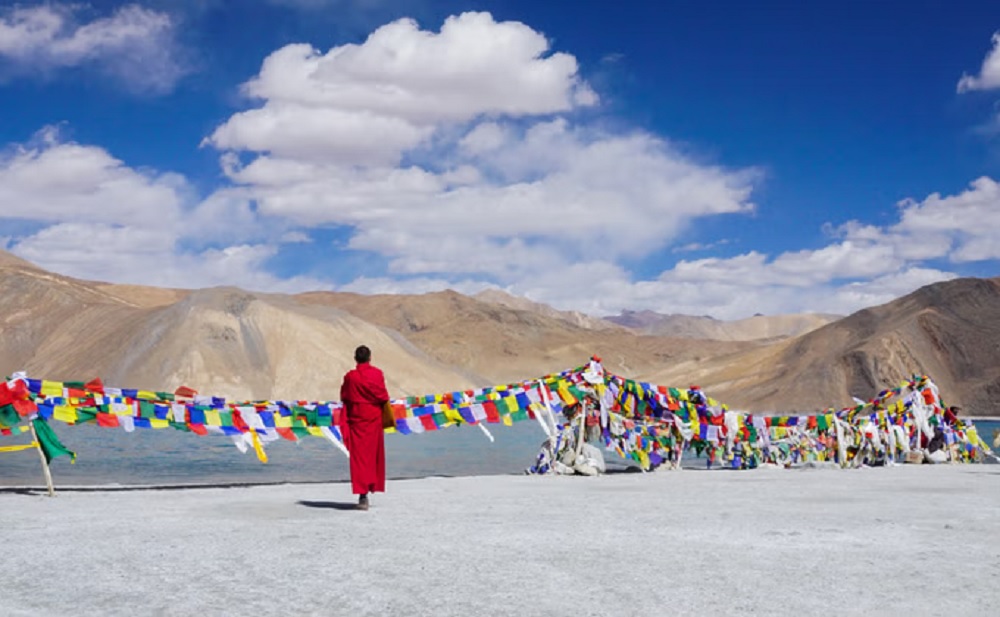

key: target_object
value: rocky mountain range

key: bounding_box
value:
[1,250,997,415]
[605,310,841,341]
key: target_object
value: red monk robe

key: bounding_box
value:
[340,359,390,497]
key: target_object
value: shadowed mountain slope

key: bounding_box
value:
[645,277,1000,415]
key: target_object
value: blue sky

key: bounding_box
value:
[1,0,999,318]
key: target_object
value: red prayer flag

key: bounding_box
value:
[0,380,28,407]
[483,401,500,423]
[13,399,37,416]
[231,409,249,432]
[174,386,198,398]
[96,413,120,428]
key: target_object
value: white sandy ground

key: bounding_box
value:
[2,465,998,617]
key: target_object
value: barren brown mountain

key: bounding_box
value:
[473,289,622,331]
[607,310,841,341]
[295,290,752,384]
[3,250,998,415]
[0,252,478,400]
[646,277,1000,415]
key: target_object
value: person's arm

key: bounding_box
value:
[372,368,390,405]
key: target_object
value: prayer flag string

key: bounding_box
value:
[1,358,993,468]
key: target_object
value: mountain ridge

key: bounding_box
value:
[2,250,997,415]
[606,309,842,341]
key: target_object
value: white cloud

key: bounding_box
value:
[206,12,596,161]
[341,275,489,296]
[0,128,324,292]
[0,3,185,93]
[206,12,756,289]
[280,230,313,243]
[890,176,1000,261]
[0,127,186,227]
[501,178,1000,318]
[221,120,757,279]
[958,32,1000,93]
[459,122,510,154]
[209,104,434,166]
[11,222,327,292]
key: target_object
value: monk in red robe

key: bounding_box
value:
[340,345,390,510]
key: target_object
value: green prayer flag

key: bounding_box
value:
[0,404,20,429]
[31,418,75,464]
[75,407,98,423]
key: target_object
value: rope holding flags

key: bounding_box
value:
[1,357,994,486]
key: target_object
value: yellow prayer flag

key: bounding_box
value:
[558,386,577,406]
[53,405,77,423]
[443,407,464,425]
[41,380,63,397]
[250,430,268,464]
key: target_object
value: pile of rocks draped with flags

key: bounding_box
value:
[1,358,994,475]
[527,359,994,474]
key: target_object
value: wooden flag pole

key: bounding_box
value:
[28,422,55,497]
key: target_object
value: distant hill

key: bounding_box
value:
[295,290,751,385]
[474,289,622,331]
[606,310,841,341]
[644,277,1000,415]
[0,254,478,400]
[2,250,997,415]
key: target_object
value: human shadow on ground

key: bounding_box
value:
[297,500,360,510]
